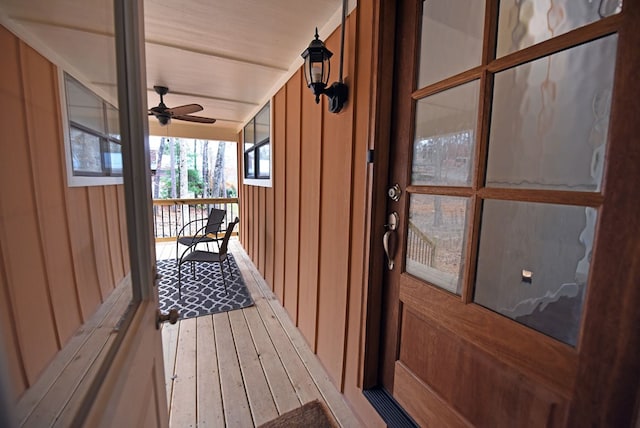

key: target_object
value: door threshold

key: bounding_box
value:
[363,387,418,428]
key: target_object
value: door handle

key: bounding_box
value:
[383,212,399,270]
[383,230,394,270]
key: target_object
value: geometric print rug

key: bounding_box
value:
[157,254,254,321]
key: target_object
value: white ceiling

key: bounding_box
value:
[0,0,353,141]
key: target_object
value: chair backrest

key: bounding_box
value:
[205,208,227,234]
[219,217,240,255]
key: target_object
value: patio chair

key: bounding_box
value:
[177,217,240,300]
[176,207,226,263]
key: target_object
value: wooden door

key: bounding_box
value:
[379,0,640,426]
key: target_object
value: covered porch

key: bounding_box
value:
[156,239,360,427]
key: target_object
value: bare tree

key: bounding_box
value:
[152,137,165,198]
[169,137,177,198]
[179,138,188,198]
[201,140,210,197]
[212,141,226,197]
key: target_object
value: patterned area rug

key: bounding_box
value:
[157,255,254,321]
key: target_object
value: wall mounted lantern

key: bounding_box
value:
[300,0,348,113]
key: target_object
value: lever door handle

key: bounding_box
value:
[383,230,394,270]
[383,211,399,270]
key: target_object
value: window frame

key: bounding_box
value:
[59,71,124,186]
[243,101,272,187]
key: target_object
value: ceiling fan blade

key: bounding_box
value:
[173,114,216,124]
[166,103,203,116]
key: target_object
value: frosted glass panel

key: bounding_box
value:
[474,200,597,346]
[418,0,485,87]
[412,81,479,186]
[406,195,469,295]
[486,35,617,191]
[497,0,622,57]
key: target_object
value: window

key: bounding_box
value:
[243,102,271,185]
[61,72,123,186]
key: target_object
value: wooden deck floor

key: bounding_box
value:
[156,240,362,427]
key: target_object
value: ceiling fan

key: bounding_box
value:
[148,85,216,126]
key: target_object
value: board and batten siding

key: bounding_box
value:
[238,2,385,426]
[0,24,130,400]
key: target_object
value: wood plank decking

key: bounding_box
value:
[156,240,362,427]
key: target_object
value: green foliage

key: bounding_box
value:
[188,169,203,197]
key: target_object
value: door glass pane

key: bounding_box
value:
[412,81,479,186]
[486,35,617,192]
[497,0,622,57]
[474,200,597,346]
[406,194,469,295]
[418,0,485,87]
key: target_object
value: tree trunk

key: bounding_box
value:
[178,138,188,198]
[212,142,226,197]
[202,140,210,197]
[170,137,177,198]
[153,137,165,198]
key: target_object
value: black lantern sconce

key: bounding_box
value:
[300,0,348,113]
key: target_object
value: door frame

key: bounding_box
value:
[363,0,640,425]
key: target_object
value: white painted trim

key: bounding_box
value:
[242,99,273,188]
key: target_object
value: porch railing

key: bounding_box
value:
[407,221,436,267]
[152,197,239,241]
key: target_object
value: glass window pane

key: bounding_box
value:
[70,127,102,174]
[474,200,596,346]
[66,76,105,132]
[244,122,254,150]
[255,103,270,143]
[406,194,469,295]
[245,150,255,178]
[257,144,270,178]
[486,35,617,192]
[418,0,485,88]
[412,81,479,186]
[106,105,120,140]
[497,0,622,57]
[106,142,123,175]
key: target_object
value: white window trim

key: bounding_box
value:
[58,69,124,187]
[242,100,273,188]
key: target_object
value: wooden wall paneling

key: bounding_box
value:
[316,21,355,386]
[265,184,275,290]
[103,186,125,284]
[251,185,258,262]
[0,26,60,384]
[273,87,287,301]
[66,188,102,319]
[258,186,266,275]
[87,187,116,300]
[297,66,323,350]
[283,71,302,324]
[116,185,130,273]
[0,247,28,398]
[21,42,82,346]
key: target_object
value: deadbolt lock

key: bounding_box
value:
[388,184,402,201]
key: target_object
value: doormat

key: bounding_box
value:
[156,255,254,321]
[258,400,339,428]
